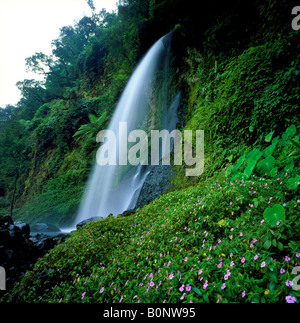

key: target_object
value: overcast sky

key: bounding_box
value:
[0,0,118,108]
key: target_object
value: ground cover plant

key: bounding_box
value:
[3,125,299,303]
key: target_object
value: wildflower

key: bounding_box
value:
[179,285,185,292]
[100,287,104,293]
[218,262,222,268]
[242,290,246,298]
[150,281,155,287]
[81,292,86,300]
[184,257,188,262]
[198,269,203,275]
[286,296,297,303]
[180,293,185,300]
[240,232,243,237]
[280,268,285,274]
[230,261,234,267]
[183,284,191,292]
[203,280,208,289]
[254,255,258,261]
[261,261,266,268]
[241,257,245,264]
[296,253,300,258]
[285,256,290,262]
[264,289,270,295]
[169,272,174,280]
[286,280,293,287]
[221,283,226,290]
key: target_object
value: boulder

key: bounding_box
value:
[14,221,30,238]
[118,209,136,217]
[76,216,103,229]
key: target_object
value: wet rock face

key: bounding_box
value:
[135,165,174,210]
[0,216,60,290]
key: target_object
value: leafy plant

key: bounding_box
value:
[263,204,286,227]
[73,111,107,139]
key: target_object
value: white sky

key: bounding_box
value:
[0,0,118,108]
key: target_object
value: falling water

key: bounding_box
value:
[72,31,180,227]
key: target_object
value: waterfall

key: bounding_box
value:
[71,31,180,228]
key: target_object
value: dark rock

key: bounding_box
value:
[4,215,14,226]
[14,222,30,238]
[0,218,59,290]
[8,224,21,239]
[76,216,103,229]
[32,237,57,251]
[118,209,136,217]
[135,165,174,209]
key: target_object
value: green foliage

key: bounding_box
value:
[73,111,107,139]
[3,123,299,303]
[263,204,286,227]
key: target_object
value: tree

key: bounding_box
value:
[0,113,30,218]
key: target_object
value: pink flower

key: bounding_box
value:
[280,268,285,274]
[261,261,266,268]
[241,257,245,264]
[100,287,104,293]
[286,280,293,287]
[81,292,86,300]
[203,280,208,289]
[186,284,191,292]
[286,296,297,303]
[179,285,185,292]
[254,255,258,261]
[221,283,226,290]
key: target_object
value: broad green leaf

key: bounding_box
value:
[282,124,297,140]
[244,149,262,177]
[263,239,272,249]
[270,167,278,176]
[89,114,98,124]
[287,175,300,190]
[247,148,262,161]
[263,204,286,227]
[257,156,275,174]
[284,162,294,172]
[265,130,275,142]
[234,154,245,172]
[192,287,202,296]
